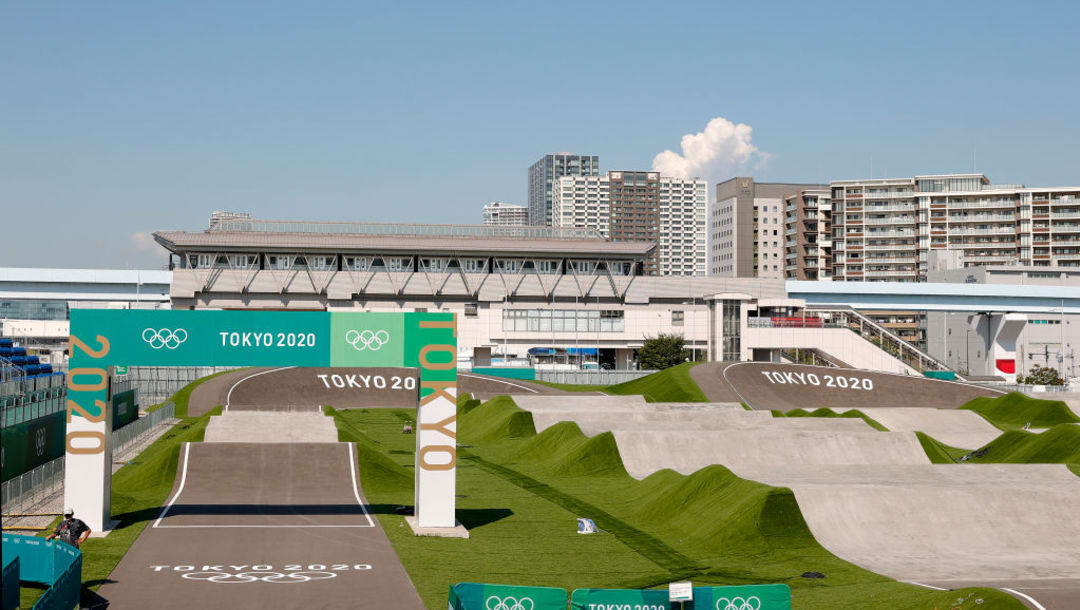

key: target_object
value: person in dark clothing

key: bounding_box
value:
[47,507,91,548]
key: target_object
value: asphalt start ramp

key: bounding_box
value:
[691,362,1002,410]
[188,367,420,416]
[203,411,339,443]
[98,442,423,609]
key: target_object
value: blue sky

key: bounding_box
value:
[2,1,1078,268]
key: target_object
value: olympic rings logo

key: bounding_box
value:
[485,596,534,610]
[181,571,337,584]
[142,328,188,350]
[345,329,390,352]
[716,597,762,610]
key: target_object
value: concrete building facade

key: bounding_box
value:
[482,202,528,226]
[711,177,826,278]
[528,153,600,226]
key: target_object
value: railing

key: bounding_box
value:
[127,366,239,404]
[806,305,951,374]
[1,456,64,515]
[535,369,657,385]
[210,219,606,241]
[113,401,175,455]
[0,356,24,383]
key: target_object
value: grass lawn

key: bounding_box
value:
[534,363,707,402]
[914,431,970,463]
[773,407,889,432]
[332,396,1022,610]
[962,423,1080,465]
[959,392,1080,430]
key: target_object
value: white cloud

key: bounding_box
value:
[130,231,159,252]
[651,116,771,182]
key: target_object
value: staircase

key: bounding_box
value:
[805,306,954,376]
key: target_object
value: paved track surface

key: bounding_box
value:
[691,362,1002,410]
[99,442,423,610]
[203,412,339,443]
[836,407,1004,449]
[458,372,577,399]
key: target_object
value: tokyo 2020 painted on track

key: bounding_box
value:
[98,442,424,609]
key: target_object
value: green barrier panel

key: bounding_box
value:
[1,534,82,610]
[1,411,65,482]
[470,367,537,381]
[112,389,138,430]
[2,556,18,610]
[923,370,957,381]
[450,583,568,610]
[570,585,791,610]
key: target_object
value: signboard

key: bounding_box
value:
[450,583,568,610]
[570,585,790,610]
[66,310,457,532]
[669,582,693,602]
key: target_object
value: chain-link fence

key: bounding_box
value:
[1,455,64,515]
[126,366,238,405]
[113,401,175,455]
[535,369,657,385]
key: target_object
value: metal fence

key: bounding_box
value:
[2,402,177,514]
[535,369,657,385]
[113,401,175,455]
[126,366,238,404]
[1,455,64,515]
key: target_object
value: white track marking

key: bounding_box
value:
[1000,588,1047,610]
[460,372,539,393]
[347,442,376,527]
[224,366,297,413]
[153,442,192,528]
[903,581,948,591]
[155,524,373,528]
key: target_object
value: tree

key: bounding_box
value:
[1020,365,1064,386]
[637,334,690,370]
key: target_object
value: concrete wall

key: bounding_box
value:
[742,327,918,375]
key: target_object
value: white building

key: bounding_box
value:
[482,202,529,226]
[552,175,610,237]
[659,176,708,276]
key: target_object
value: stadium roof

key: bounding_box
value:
[153,230,654,258]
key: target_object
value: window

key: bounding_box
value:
[464,303,478,317]
[345,257,371,271]
[265,255,290,270]
[672,310,685,326]
[462,258,486,273]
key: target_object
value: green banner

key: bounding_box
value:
[112,389,138,430]
[1,411,65,482]
[450,583,568,610]
[570,585,791,610]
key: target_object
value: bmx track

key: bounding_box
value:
[689,362,1002,410]
[98,442,423,609]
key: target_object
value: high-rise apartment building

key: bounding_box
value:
[659,176,708,276]
[823,174,1080,281]
[553,171,707,276]
[528,153,600,226]
[482,202,528,226]
[783,189,833,280]
[711,177,826,278]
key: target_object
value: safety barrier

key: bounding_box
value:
[1,534,82,610]
[2,555,18,610]
[448,582,791,610]
[113,401,175,455]
[2,402,176,514]
[470,367,537,381]
[535,369,657,385]
[126,366,238,404]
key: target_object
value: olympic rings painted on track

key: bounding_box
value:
[181,571,337,584]
[485,596,535,610]
[345,329,390,352]
[716,597,762,610]
[142,328,188,350]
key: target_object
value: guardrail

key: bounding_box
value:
[535,369,657,385]
[1,456,64,515]
[805,306,952,374]
[2,402,176,514]
[126,366,238,404]
[113,401,175,455]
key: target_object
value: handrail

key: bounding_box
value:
[805,305,953,374]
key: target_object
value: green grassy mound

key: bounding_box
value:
[334,396,1022,609]
[535,363,707,402]
[960,391,1080,430]
[963,423,1080,464]
[149,368,245,416]
[775,408,888,431]
[915,432,969,464]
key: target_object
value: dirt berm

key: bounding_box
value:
[691,362,1002,410]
